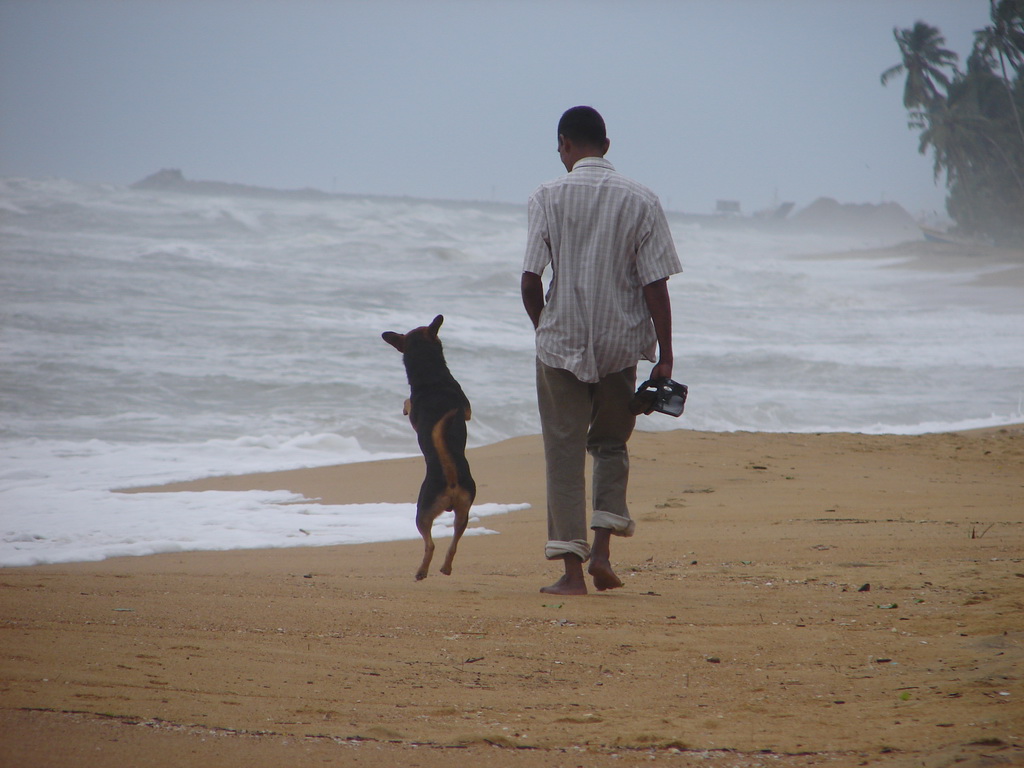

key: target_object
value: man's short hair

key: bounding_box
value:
[558,106,606,147]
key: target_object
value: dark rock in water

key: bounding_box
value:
[789,196,919,239]
[132,168,188,189]
[130,168,333,201]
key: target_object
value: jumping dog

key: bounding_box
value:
[382,315,476,580]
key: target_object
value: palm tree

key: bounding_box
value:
[973,0,1024,149]
[882,13,1024,241]
[880,21,959,109]
[976,0,1024,70]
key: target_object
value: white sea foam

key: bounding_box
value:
[0,432,528,567]
[1,483,523,568]
[1,177,1022,566]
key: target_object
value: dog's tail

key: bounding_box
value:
[431,409,461,490]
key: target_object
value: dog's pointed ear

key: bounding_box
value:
[382,331,405,352]
[429,315,444,337]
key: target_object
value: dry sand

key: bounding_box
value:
[2,427,1022,767]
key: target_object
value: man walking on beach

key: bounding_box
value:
[521,106,681,596]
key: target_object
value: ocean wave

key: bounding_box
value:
[3,175,1023,563]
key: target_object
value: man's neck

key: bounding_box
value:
[559,136,610,172]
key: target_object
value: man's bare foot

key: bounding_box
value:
[541,555,587,595]
[540,573,588,595]
[588,557,623,591]
[588,528,623,591]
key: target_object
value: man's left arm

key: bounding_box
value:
[643,277,674,380]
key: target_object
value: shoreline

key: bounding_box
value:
[120,422,1024,497]
[798,239,1024,289]
[3,427,1023,767]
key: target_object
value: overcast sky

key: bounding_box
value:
[0,1,992,215]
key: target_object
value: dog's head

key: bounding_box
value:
[382,314,444,353]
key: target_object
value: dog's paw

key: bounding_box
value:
[403,398,412,417]
[415,570,428,581]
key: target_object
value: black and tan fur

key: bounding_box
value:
[382,315,476,580]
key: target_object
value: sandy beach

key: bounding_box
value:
[1,427,1021,767]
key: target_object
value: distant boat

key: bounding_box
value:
[770,201,795,220]
[920,226,961,244]
[750,201,795,220]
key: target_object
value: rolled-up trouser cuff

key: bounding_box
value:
[545,539,591,562]
[591,509,636,537]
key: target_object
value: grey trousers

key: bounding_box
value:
[536,359,637,562]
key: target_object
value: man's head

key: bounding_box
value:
[557,106,610,171]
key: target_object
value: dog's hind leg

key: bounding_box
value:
[439,488,473,576]
[414,513,436,581]
[414,491,448,581]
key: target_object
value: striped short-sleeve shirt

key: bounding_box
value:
[523,157,682,383]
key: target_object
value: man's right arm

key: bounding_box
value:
[521,271,545,329]
[643,277,674,380]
